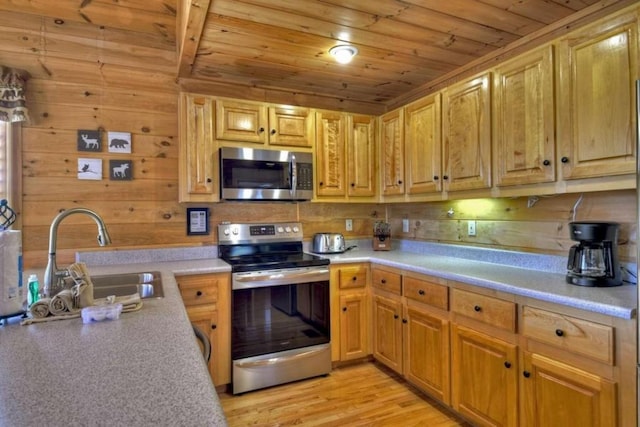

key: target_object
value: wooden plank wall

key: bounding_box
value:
[1,9,636,268]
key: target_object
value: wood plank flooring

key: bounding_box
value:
[219,362,470,426]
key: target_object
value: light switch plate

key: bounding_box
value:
[402,219,409,233]
[345,219,353,231]
[468,220,476,236]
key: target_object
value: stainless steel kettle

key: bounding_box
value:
[312,233,346,254]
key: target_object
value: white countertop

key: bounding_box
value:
[0,259,231,427]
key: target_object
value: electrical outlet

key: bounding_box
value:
[345,219,353,231]
[402,219,410,233]
[468,220,476,236]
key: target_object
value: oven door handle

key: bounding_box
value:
[233,268,329,289]
[235,346,326,368]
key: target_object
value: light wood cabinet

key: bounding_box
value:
[176,273,231,387]
[216,98,314,148]
[380,108,405,196]
[404,93,442,195]
[493,46,556,187]
[372,293,403,373]
[521,351,616,427]
[451,324,518,427]
[442,73,492,192]
[178,93,218,203]
[330,263,370,362]
[347,114,376,197]
[557,10,638,180]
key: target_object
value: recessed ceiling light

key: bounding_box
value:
[329,45,358,64]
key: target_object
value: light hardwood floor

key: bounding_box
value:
[219,362,469,426]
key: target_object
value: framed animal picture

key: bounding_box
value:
[77,130,101,152]
[77,158,102,180]
[109,160,133,181]
[107,131,132,153]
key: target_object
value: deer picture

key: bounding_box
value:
[81,133,99,149]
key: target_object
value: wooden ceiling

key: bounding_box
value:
[0,0,634,114]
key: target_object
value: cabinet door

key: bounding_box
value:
[521,352,616,427]
[442,73,492,192]
[269,105,314,147]
[315,111,346,197]
[557,11,638,179]
[451,324,518,427]
[339,292,370,361]
[215,99,268,143]
[404,305,450,404]
[372,294,403,373]
[187,305,219,383]
[179,94,217,202]
[493,46,555,186]
[347,114,376,197]
[405,93,442,194]
[380,109,405,196]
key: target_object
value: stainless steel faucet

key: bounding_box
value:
[43,208,112,297]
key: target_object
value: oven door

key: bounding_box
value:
[231,266,330,361]
[220,147,313,201]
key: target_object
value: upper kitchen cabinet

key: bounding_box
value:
[380,109,405,196]
[493,46,556,187]
[216,98,314,149]
[315,112,376,200]
[442,73,492,192]
[179,93,218,203]
[405,93,442,195]
[557,9,638,181]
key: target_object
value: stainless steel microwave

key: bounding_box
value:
[219,147,313,201]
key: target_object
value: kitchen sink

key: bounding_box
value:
[91,271,164,299]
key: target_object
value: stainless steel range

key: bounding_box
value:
[218,222,331,394]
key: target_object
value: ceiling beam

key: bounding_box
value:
[177,0,211,77]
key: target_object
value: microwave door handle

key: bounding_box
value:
[290,153,297,198]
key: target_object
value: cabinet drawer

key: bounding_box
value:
[338,265,368,289]
[404,276,448,310]
[522,306,614,365]
[372,268,402,295]
[177,275,219,306]
[451,288,516,332]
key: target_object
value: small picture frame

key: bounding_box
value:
[109,160,133,181]
[187,207,210,236]
[77,130,101,152]
[107,131,132,153]
[77,158,102,180]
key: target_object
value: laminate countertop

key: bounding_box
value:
[0,259,232,427]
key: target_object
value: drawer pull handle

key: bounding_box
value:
[523,370,531,378]
[555,329,564,337]
[381,279,387,284]
[474,305,481,312]
[504,361,512,369]
[196,291,203,297]
[418,290,425,295]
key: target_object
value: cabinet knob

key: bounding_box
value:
[393,314,399,319]
[319,181,324,186]
[351,183,355,187]
[352,276,357,281]
[504,361,512,369]
[433,176,439,180]
[271,129,276,135]
[418,289,425,295]
[206,178,212,183]
[542,159,550,166]
[443,175,449,180]
[474,305,481,312]
[523,371,531,378]
[259,127,265,133]
[381,279,387,284]
[196,290,203,297]
[555,329,564,337]
[561,157,569,163]
[342,307,347,312]
[211,324,217,330]
[398,180,403,185]
[402,318,407,324]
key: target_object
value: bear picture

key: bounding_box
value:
[107,131,132,153]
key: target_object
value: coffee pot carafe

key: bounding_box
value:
[566,222,622,287]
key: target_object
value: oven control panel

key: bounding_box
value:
[218,222,303,244]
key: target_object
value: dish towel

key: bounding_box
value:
[29,298,52,319]
[49,289,77,316]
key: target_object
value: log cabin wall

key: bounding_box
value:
[1,9,636,268]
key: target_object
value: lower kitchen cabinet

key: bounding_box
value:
[372,293,403,373]
[451,324,518,427]
[521,352,616,427]
[176,273,231,387]
[330,263,370,362]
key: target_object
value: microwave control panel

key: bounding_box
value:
[297,163,313,190]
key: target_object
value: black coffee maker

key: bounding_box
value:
[566,222,622,287]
